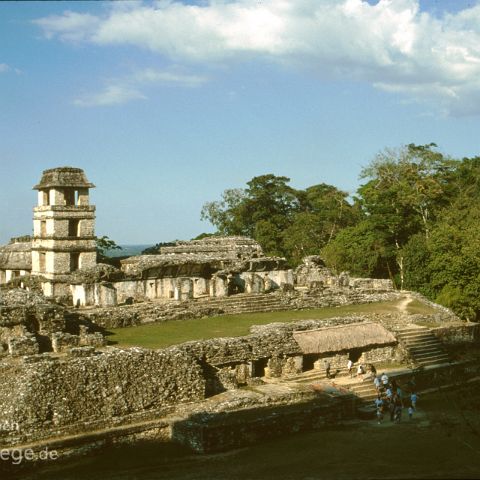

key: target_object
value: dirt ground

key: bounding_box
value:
[18,383,480,480]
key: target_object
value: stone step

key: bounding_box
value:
[196,301,282,309]
[414,352,449,360]
[214,300,284,307]
[358,395,378,404]
[412,349,447,358]
[349,383,377,393]
[404,342,442,349]
[416,358,451,367]
[408,349,446,358]
[412,354,448,362]
[400,333,440,340]
[209,304,286,312]
[222,303,284,310]
[224,301,285,307]
[407,342,443,350]
[351,389,378,398]
[396,329,431,336]
[398,335,438,343]
[397,325,429,330]
[223,306,286,314]
[410,347,447,356]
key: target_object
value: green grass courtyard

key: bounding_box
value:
[106,298,436,349]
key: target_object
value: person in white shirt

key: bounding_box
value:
[347,359,353,377]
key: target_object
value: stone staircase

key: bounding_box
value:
[287,371,379,418]
[343,378,379,418]
[195,293,287,315]
[395,325,450,367]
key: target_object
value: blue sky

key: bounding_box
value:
[1,0,480,245]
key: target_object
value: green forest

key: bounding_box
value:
[200,143,480,321]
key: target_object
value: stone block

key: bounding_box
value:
[8,334,39,356]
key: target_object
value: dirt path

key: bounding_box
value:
[396,294,414,316]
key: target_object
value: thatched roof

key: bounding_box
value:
[0,241,32,270]
[293,321,396,354]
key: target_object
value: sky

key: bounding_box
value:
[1,0,480,245]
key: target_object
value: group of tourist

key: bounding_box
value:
[372,372,419,424]
[325,359,419,425]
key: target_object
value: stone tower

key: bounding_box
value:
[31,167,96,296]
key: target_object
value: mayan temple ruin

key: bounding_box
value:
[0,166,479,476]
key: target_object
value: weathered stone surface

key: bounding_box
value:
[51,332,79,353]
[7,333,39,356]
[0,288,105,356]
[0,347,205,443]
[431,323,480,344]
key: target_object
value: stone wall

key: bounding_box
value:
[0,288,106,357]
[72,268,295,307]
[431,323,480,344]
[0,290,66,353]
[0,314,400,446]
[159,236,264,260]
[0,347,205,445]
[0,307,476,452]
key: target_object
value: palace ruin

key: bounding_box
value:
[0,166,478,472]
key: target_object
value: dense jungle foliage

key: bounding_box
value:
[201,144,480,320]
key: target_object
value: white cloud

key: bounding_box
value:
[74,84,146,107]
[33,11,101,42]
[0,63,22,75]
[73,67,208,107]
[35,0,480,115]
[134,68,208,87]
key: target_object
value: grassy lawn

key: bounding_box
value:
[106,299,437,349]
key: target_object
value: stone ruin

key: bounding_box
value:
[0,166,393,312]
[71,236,295,307]
[0,236,32,285]
[0,288,105,357]
[70,238,394,308]
[294,255,392,290]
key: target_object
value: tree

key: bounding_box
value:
[141,241,177,255]
[357,143,454,288]
[321,220,391,278]
[200,188,247,236]
[201,176,359,263]
[402,155,480,318]
[201,174,300,257]
[96,235,122,262]
[282,185,360,265]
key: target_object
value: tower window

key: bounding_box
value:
[40,221,47,237]
[39,252,46,273]
[70,252,80,271]
[68,219,80,237]
[64,189,75,206]
[40,190,49,206]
